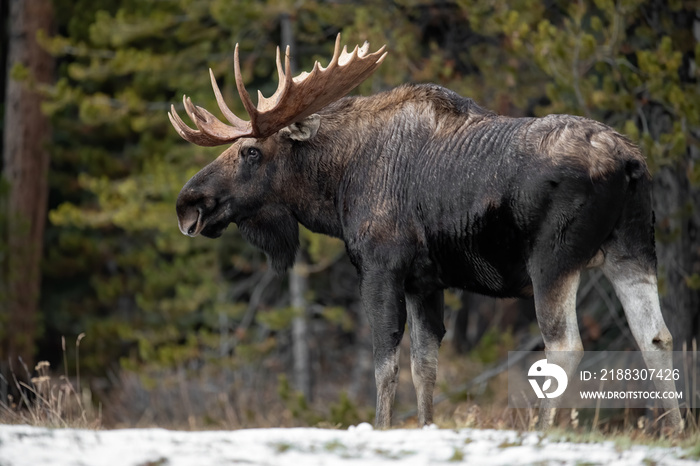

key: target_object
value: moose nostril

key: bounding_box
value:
[177,208,201,237]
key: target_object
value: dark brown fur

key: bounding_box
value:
[176,83,679,431]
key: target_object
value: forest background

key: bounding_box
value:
[1,0,698,429]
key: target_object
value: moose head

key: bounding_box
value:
[169,36,386,271]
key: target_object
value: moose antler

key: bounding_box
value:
[169,34,387,147]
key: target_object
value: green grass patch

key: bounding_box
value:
[448,447,465,462]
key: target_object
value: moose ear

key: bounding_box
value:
[283,114,321,141]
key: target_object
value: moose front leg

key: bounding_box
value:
[407,290,446,426]
[360,268,407,429]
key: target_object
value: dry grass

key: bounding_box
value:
[0,334,697,460]
[0,335,101,429]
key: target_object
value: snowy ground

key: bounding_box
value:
[0,423,697,465]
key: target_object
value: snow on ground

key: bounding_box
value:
[0,423,697,466]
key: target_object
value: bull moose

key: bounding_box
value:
[170,36,681,431]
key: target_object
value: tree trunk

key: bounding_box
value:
[281,14,313,400]
[348,302,375,405]
[1,0,53,371]
[648,9,700,348]
[654,164,700,349]
[290,252,312,401]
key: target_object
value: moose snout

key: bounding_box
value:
[177,206,202,237]
[176,187,214,237]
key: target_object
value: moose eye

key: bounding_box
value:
[245,147,261,160]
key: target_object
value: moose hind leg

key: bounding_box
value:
[407,290,446,426]
[531,269,583,430]
[601,261,682,432]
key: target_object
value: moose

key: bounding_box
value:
[170,36,681,431]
